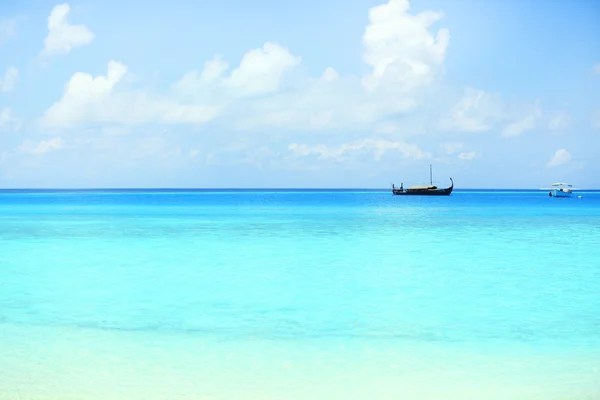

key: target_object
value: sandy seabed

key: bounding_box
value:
[1,324,599,400]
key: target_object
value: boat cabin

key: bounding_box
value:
[406,185,437,191]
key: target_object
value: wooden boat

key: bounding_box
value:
[392,165,453,196]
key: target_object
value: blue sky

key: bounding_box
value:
[0,0,599,188]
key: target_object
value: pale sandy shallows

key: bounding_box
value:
[1,324,599,400]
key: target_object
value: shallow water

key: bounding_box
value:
[1,189,599,399]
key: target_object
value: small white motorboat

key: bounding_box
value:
[541,182,578,198]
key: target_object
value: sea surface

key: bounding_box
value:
[1,189,599,400]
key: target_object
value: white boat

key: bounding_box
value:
[542,182,577,197]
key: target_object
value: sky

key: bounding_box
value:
[0,0,599,189]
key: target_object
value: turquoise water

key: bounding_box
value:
[1,189,600,399]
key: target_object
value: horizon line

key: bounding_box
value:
[1,187,599,191]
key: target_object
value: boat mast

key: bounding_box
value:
[430,164,432,186]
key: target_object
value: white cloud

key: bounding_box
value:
[200,57,229,83]
[546,149,571,168]
[458,151,477,160]
[172,42,300,100]
[592,63,600,75]
[44,0,451,131]
[501,103,541,137]
[170,57,230,105]
[234,0,451,133]
[0,18,17,45]
[235,76,399,131]
[18,137,64,155]
[440,142,463,154]
[439,87,505,132]
[361,0,449,92]
[40,61,219,127]
[322,67,339,82]
[288,138,430,161]
[439,88,545,137]
[0,107,21,131]
[0,66,19,92]
[548,110,571,131]
[264,0,451,127]
[223,42,301,97]
[41,3,94,58]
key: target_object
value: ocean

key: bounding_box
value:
[1,189,599,400]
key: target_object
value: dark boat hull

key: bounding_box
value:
[392,178,453,196]
[392,188,453,195]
